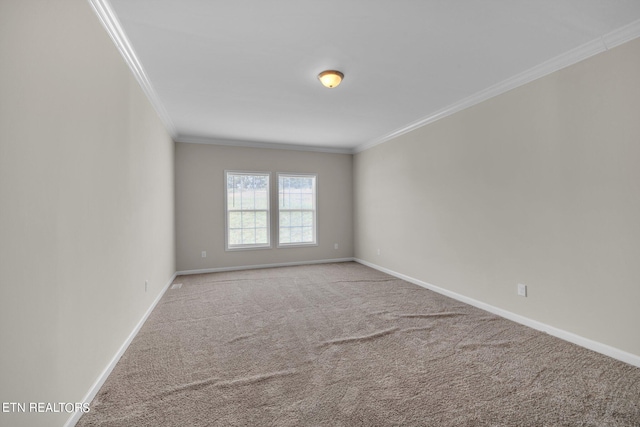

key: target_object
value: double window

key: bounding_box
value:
[224,171,317,250]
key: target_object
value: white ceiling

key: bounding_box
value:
[104,0,640,153]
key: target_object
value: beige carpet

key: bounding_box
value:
[78,262,640,426]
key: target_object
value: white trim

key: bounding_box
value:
[354,258,640,369]
[224,170,272,251]
[276,173,318,248]
[176,258,355,276]
[61,257,640,427]
[601,18,640,50]
[87,0,177,138]
[176,134,353,154]
[354,19,640,153]
[90,0,640,156]
[64,272,178,427]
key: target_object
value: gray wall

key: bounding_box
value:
[0,1,176,426]
[2,2,638,426]
[354,37,640,358]
[176,142,353,271]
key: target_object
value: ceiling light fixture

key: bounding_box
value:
[318,70,344,88]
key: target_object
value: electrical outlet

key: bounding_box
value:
[377,248,381,256]
[517,283,527,297]
[334,243,339,250]
[145,280,148,292]
[201,251,206,258]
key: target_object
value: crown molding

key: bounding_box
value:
[88,0,177,138]
[89,0,640,156]
[354,18,640,154]
[176,134,354,154]
[602,17,640,49]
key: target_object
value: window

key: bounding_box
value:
[225,171,270,250]
[278,173,317,246]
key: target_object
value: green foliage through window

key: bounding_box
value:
[278,174,316,245]
[226,172,270,248]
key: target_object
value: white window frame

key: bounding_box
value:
[224,170,271,251]
[277,173,318,248]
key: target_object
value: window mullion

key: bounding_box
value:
[277,173,317,246]
[226,172,270,250]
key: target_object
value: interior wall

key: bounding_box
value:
[175,142,353,271]
[354,37,640,358]
[0,1,176,426]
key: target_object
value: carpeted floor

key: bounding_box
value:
[78,262,640,426]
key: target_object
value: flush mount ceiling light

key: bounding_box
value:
[318,70,344,88]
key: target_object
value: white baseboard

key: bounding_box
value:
[63,272,178,427]
[355,258,640,369]
[63,257,639,427]
[176,257,355,276]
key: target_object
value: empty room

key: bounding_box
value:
[2,1,640,426]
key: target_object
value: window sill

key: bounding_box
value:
[225,245,272,252]
[277,243,318,249]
